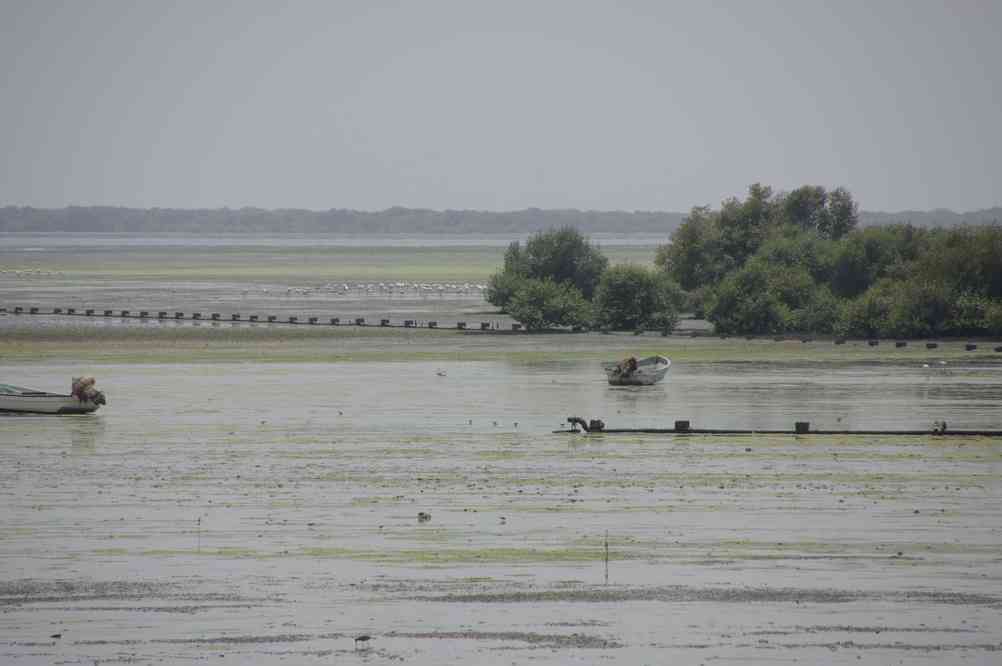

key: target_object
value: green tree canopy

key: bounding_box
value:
[505,279,592,331]
[487,227,608,308]
[593,264,683,332]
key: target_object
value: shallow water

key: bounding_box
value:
[2,358,1001,664]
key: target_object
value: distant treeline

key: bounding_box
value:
[0,206,682,235]
[1,204,999,235]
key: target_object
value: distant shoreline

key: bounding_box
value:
[2,205,999,235]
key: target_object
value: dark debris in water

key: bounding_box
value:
[384,630,621,649]
[413,585,1002,607]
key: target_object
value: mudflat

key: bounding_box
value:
[1,236,1001,664]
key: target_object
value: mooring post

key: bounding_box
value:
[795,421,810,434]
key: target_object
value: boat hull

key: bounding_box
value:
[603,355,671,386]
[0,394,102,414]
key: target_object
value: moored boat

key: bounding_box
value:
[0,380,106,414]
[603,355,671,386]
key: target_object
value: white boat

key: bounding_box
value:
[603,355,671,386]
[0,382,106,414]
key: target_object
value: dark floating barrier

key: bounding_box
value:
[557,417,1002,437]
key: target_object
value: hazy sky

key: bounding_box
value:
[1,1,999,212]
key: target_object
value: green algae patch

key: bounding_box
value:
[93,548,130,556]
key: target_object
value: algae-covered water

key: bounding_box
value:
[2,356,1001,664]
[2,236,1002,664]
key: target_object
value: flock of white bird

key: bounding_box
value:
[264,282,488,297]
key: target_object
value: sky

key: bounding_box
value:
[1,0,999,213]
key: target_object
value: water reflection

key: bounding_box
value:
[69,416,104,453]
